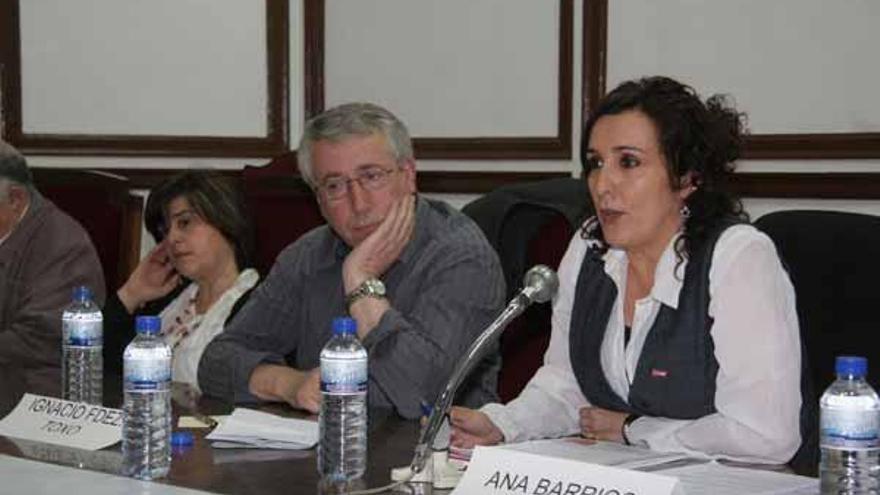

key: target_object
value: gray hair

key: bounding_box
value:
[0,140,33,202]
[296,102,414,187]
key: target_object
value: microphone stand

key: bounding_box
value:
[409,287,542,475]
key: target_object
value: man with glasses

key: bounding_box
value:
[200,103,505,419]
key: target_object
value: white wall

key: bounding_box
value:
[606,0,880,217]
[8,0,879,218]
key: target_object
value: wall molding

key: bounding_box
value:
[28,167,880,200]
[1,0,291,157]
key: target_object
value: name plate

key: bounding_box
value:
[451,445,681,495]
[0,393,122,450]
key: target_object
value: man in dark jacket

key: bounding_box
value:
[0,141,105,416]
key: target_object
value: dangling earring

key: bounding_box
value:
[680,204,691,219]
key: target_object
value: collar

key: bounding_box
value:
[602,233,686,310]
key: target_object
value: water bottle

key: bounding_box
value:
[318,317,368,482]
[62,285,103,404]
[121,316,172,480]
[820,356,880,494]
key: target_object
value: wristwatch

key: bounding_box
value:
[345,278,387,308]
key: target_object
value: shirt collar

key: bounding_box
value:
[601,233,687,310]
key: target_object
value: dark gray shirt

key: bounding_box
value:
[199,197,505,418]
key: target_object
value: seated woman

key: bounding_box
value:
[104,171,259,392]
[451,76,803,463]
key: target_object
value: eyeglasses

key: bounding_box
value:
[317,166,400,201]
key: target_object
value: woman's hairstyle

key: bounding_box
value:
[144,171,254,270]
[579,76,749,259]
[296,102,414,187]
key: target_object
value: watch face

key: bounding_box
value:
[365,279,386,297]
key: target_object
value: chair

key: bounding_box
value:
[32,169,143,293]
[463,178,591,402]
[755,209,880,475]
[241,152,325,274]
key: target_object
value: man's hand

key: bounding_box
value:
[342,194,416,293]
[342,194,416,339]
[248,364,320,414]
[449,406,504,448]
[579,406,628,443]
[293,369,322,414]
[117,241,180,313]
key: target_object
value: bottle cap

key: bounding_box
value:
[135,315,162,335]
[72,285,92,302]
[836,356,868,377]
[332,317,357,336]
[171,431,194,447]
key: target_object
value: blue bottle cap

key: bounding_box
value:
[836,356,868,378]
[135,315,162,335]
[72,285,92,301]
[171,431,194,447]
[332,317,357,336]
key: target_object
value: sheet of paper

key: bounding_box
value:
[0,393,121,451]
[502,437,695,470]
[178,415,227,428]
[205,407,318,450]
[660,462,818,495]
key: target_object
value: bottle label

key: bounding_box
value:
[321,358,368,395]
[124,358,171,391]
[821,408,880,450]
[63,319,102,346]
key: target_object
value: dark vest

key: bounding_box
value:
[569,226,734,419]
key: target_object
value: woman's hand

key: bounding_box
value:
[117,241,181,313]
[579,406,629,443]
[449,406,504,448]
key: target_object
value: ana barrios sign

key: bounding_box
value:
[452,446,681,495]
[0,393,122,450]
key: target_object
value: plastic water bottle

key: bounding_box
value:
[62,285,103,404]
[318,317,368,482]
[820,356,880,494]
[121,316,172,480]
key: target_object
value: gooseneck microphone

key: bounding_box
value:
[409,265,559,475]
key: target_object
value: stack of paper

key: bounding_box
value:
[662,462,817,495]
[502,438,694,470]
[205,408,319,450]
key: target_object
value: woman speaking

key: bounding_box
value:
[451,76,802,464]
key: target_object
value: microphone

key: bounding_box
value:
[409,265,559,474]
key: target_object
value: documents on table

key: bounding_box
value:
[178,415,227,429]
[204,408,319,449]
[501,437,694,470]
[661,462,817,495]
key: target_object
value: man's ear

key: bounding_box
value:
[400,159,417,193]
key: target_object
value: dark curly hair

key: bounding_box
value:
[579,76,748,262]
[144,171,254,271]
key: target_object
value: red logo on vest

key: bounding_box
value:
[650,368,668,378]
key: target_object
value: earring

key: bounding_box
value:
[680,205,691,219]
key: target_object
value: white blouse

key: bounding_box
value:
[482,223,802,463]
[160,268,259,392]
